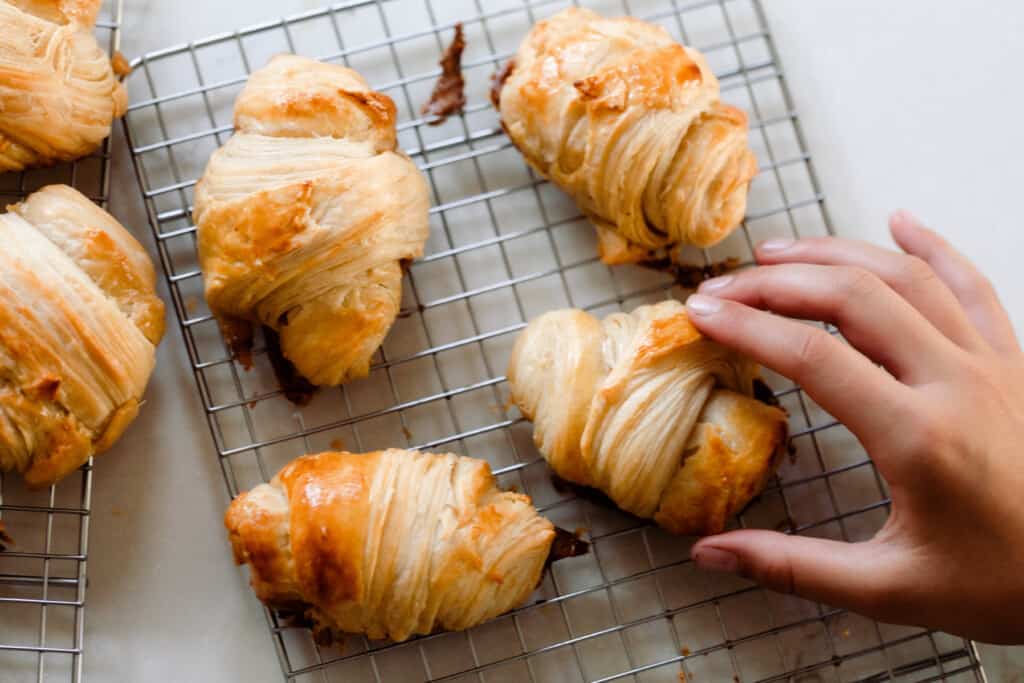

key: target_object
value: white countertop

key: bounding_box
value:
[84,1,1023,681]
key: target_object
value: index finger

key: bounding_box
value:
[686,294,914,453]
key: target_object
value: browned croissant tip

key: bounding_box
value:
[346,89,398,130]
[635,313,703,368]
[111,50,132,78]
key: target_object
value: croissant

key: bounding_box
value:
[0,185,164,487]
[507,300,787,535]
[225,449,558,643]
[493,8,758,265]
[0,0,128,172]
[194,55,430,388]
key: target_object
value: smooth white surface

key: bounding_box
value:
[86,1,1023,682]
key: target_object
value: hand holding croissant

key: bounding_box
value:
[687,213,1024,645]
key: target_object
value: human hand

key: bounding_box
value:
[684,211,1024,644]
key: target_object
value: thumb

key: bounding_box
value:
[692,530,901,616]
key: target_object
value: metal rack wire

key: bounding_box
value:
[0,1,123,680]
[123,1,988,681]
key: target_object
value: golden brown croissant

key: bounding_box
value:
[493,8,758,264]
[194,55,430,388]
[0,0,128,172]
[0,185,164,487]
[225,449,557,643]
[507,300,787,535]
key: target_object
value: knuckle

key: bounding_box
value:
[969,272,997,300]
[903,406,962,459]
[899,255,939,290]
[837,266,883,300]
[950,266,996,302]
[827,267,885,318]
[746,554,796,595]
[959,353,993,386]
[793,328,834,375]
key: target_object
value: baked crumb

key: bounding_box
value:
[329,438,345,452]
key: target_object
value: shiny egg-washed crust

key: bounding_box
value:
[0,185,164,487]
[508,300,787,535]
[0,0,127,172]
[194,55,430,387]
[495,8,758,264]
[225,450,555,643]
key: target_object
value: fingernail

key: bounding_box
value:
[698,275,733,293]
[759,238,795,252]
[686,294,723,316]
[693,546,739,574]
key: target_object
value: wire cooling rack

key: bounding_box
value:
[123,1,988,681]
[0,1,124,680]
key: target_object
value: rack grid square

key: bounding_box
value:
[0,1,124,680]
[121,1,988,682]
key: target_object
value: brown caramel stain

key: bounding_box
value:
[422,23,467,125]
[490,59,515,109]
[0,521,13,551]
[27,375,61,401]
[638,255,741,289]
[220,317,254,370]
[263,326,317,406]
[545,526,590,567]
